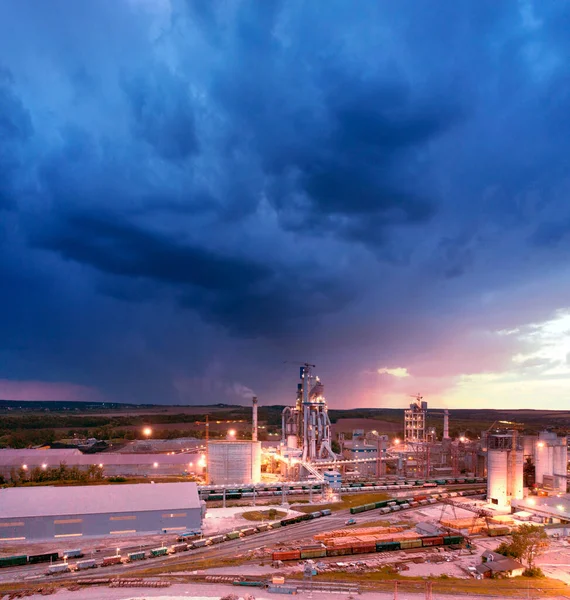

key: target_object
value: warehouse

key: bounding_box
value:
[0,448,203,478]
[0,482,204,541]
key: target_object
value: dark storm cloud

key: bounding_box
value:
[1,0,570,405]
[122,65,198,161]
[33,211,352,335]
[35,212,270,291]
[0,67,33,210]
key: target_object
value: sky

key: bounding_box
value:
[1,0,570,409]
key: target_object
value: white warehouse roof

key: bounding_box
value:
[0,482,200,519]
[0,449,198,467]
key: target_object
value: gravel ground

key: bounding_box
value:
[5,581,552,600]
[202,506,303,537]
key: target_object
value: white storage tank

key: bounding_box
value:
[535,441,549,485]
[487,449,508,507]
[207,441,261,485]
[487,432,524,507]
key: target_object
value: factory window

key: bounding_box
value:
[162,513,187,518]
[54,519,83,524]
[0,522,24,527]
[109,515,137,521]
[54,533,83,538]
[1,537,25,541]
[163,526,187,531]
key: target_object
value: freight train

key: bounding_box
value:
[0,550,78,569]
[349,487,486,514]
[272,534,465,561]
[199,477,486,500]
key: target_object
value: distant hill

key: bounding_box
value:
[0,400,152,411]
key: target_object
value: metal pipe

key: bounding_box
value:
[252,396,258,442]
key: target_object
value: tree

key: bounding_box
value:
[331,439,341,454]
[496,524,549,570]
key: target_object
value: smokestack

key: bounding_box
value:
[443,409,450,440]
[252,396,258,442]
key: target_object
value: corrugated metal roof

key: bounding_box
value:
[0,449,198,467]
[0,482,200,518]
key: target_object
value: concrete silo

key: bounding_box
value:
[207,441,262,485]
[486,431,524,508]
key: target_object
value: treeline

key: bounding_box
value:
[8,462,104,485]
[0,429,57,449]
[0,411,255,431]
[0,426,261,449]
[328,408,403,424]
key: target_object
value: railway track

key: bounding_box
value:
[0,485,485,583]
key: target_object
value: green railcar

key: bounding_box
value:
[150,547,168,557]
[349,505,366,514]
[28,552,59,564]
[376,541,401,553]
[0,555,27,568]
[443,536,463,545]
[233,581,265,587]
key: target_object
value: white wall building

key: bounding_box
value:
[0,482,203,542]
[535,431,567,493]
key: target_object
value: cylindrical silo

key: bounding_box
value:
[511,449,524,500]
[487,449,508,507]
[553,437,568,492]
[535,442,548,485]
[523,435,537,459]
[207,441,261,485]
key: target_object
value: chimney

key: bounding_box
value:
[443,409,450,440]
[252,396,258,442]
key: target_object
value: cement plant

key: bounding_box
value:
[1,365,570,599]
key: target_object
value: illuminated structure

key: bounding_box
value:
[281,364,335,463]
[207,440,261,485]
[486,431,524,508]
[404,395,427,443]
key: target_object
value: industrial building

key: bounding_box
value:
[207,440,261,485]
[341,430,387,478]
[0,482,203,541]
[0,448,203,479]
[535,431,568,492]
